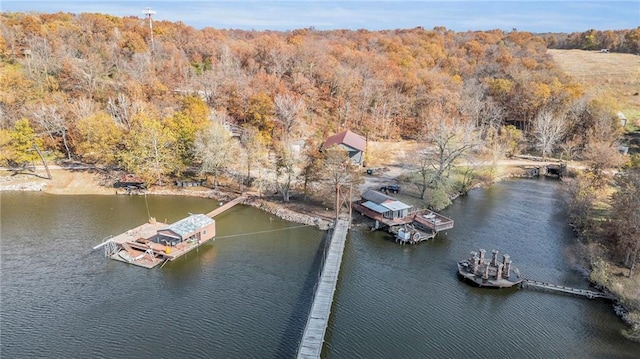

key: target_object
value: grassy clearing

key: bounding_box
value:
[548,49,640,117]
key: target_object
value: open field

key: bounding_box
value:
[548,49,640,119]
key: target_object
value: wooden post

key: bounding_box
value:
[335,183,340,220]
[348,183,352,226]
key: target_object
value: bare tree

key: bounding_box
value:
[532,109,566,161]
[21,36,60,93]
[240,125,267,181]
[62,54,107,96]
[610,169,640,277]
[107,93,143,130]
[323,146,361,218]
[194,120,237,188]
[413,118,478,200]
[274,141,297,202]
[274,94,305,140]
[32,102,73,160]
[70,97,100,121]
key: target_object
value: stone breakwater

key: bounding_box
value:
[244,197,332,231]
[134,188,333,230]
[0,180,46,192]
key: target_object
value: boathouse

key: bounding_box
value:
[96,197,248,269]
[157,214,215,246]
[322,130,366,165]
[353,190,454,242]
[360,189,412,220]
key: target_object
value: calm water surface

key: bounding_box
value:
[2,179,639,358]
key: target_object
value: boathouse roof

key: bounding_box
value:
[322,130,366,152]
[163,214,214,239]
[361,189,394,204]
[383,200,412,211]
[360,190,412,213]
[361,201,389,213]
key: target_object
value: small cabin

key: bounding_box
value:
[157,214,215,246]
[360,190,412,220]
[322,130,367,165]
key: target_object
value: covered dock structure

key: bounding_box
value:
[353,190,454,242]
[95,196,246,268]
[98,214,216,268]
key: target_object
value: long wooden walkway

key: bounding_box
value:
[522,279,616,300]
[206,196,245,218]
[297,219,350,359]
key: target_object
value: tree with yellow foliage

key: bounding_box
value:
[75,111,122,165]
[3,118,51,178]
[119,114,179,186]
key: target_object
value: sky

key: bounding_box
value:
[1,1,638,33]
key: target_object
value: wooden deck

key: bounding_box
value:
[353,203,454,233]
[206,196,245,217]
[521,279,616,300]
[297,219,350,359]
[412,210,455,232]
[104,220,215,268]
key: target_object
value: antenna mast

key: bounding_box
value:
[143,7,156,51]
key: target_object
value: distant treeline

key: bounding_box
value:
[541,28,640,53]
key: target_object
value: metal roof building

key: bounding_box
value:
[158,214,215,242]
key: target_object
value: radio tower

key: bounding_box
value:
[143,7,156,51]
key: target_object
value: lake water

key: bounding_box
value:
[1,179,639,358]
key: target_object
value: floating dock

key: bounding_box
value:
[95,196,245,268]
[457,249,523,288]
[457,249,616,300]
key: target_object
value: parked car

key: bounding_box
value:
[380,184,400,193]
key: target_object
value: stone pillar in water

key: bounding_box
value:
[491,249,499,266]
[470,252,478,273]
[496,263,504,280]
[503,254,511,278]
[479,249,486,265]
[482,261,490,280]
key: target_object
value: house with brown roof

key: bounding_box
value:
[322,130,366,164]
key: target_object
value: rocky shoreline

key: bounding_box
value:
[0,181,47,192]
